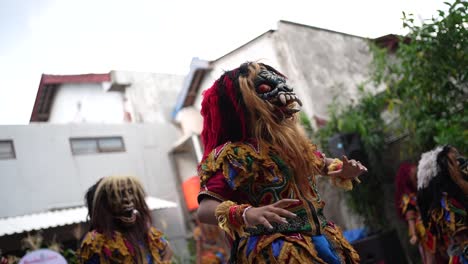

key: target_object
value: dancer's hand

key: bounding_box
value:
[329,156,367,179]
[244,199,298,229]
[409,235,418,245]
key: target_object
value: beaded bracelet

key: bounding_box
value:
[242,206,253,227]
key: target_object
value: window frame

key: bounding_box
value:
[0,140,16,160]
[69,136,126,155]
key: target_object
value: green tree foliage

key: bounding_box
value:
[317,87,388,230]
[316,0,467,229]
[377,0,467,153]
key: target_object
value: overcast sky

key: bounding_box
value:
[0,0,452,124]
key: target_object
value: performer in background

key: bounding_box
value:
[78,176,173,264]
[193,219,228,264]
[197,62,367,263]
[417,146,467,263]
[395,162,433,263]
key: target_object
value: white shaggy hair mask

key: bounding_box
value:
[417,146,444,190]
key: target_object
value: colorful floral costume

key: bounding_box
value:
[426,193,467,263]
[193,223,228,264]
[417,146,467,264]
[198,140,359,263]
[78,227,171,264]
[400,193,427,244]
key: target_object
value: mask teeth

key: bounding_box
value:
[279,93,287,105]
[296,98,303,106]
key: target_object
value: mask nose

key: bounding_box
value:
[277,83,293,93]
[121,189,133,205]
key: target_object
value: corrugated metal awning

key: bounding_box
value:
[0,196,177,236]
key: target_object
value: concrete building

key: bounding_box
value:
[30,71,184,124]
[115,71,185,123]
[171,20,400,231]
[0,124,189,259]
[184,21,381,128]
[1,70,190,260]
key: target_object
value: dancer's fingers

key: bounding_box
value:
[269,207,296,218]
[272,199,300,208]
[342,155,349,163]
[264,212,288,224]
[259,216,273,229]
[357,162,368,171]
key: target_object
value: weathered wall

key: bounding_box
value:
[194,31,283,110]
[113,71,185,123]
[274,21,373,122]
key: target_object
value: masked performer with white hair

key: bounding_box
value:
[78,176,173,264]
[417,145,467,263]
[197,62,367,263]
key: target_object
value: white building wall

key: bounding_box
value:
[174,151,199,183]
[275,21,374,120]
[0,123,180,215]
[0,124,188,257]
[48,83,125,123]
[111,71,184,123]
[174,107,203,137]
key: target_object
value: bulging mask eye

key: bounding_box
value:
[257,84,271,93]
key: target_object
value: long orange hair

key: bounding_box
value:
[200,62,322,198]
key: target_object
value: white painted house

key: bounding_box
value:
[30,71,184,124]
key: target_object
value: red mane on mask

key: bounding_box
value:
[394,162,417,219]
[200,69,248,158]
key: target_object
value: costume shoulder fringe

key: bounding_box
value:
[198,141,278,189]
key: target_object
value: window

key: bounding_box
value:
[0,140,16,160]
[70,137,125,155]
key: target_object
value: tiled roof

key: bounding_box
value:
[30,73,111,122]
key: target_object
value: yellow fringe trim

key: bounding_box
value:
[215,200,247,239]
[78,227,170,264]
[328,159,356,190]
[199,141,324,191]
[235,230,359,263]
[323,225,360,264]
[400,194,411,215]
[200,142,280,189]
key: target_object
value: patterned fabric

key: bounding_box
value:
[327,158,358,190]
[400,193,427,246]
[78,227,170,264]
[193,224,228,264]
[198,141,359,263]
[427,193,467,262]
[401,193,418,217]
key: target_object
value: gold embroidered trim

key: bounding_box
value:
[78,227,170,264]
[198,190,226,202]
[328,159,357,191]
